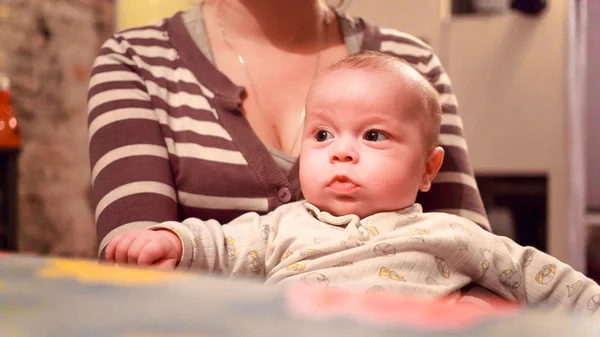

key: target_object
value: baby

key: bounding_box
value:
[106,51,600,313]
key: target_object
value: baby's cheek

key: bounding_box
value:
[298,157,324,201]
[369,169,419,205]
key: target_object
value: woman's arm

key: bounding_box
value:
[413,50,490,231]
[87,34,179,258]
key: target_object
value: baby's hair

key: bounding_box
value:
[323,51,443,152]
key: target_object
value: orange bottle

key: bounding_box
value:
[0,73,20,149]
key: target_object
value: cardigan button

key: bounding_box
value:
[277,187,292,203]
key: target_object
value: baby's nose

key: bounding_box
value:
[330,141,359,163]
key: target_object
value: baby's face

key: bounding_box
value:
[299,68,434,218]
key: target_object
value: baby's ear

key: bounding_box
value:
[419,146,444,192]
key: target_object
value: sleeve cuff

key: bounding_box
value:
[146,222,195,270]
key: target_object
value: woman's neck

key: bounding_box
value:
[206,0,331,50]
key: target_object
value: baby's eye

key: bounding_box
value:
[315,130,333,142]
[364,130,388,142]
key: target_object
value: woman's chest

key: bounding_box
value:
[151,93,302,223]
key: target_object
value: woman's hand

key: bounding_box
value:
[105,229,183,271]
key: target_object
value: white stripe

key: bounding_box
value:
[96,182,176,220]
[586,213,600,226]
[436,208,491,230]
[130,45,178,61]
[435,73,452,87]
[88,108,157,141]
[433,172,479,192]
[95,39,216,99]
[414,60,440,75]
[157,112,231,140]
[88,108,230,142]
[379,28,430,49]
[439,93,458,107]
[441,113,464,129]
[178,191,269,212]
[145,81,216,115]
[88,88,149,114]
[438,134,468,151]
[117,29,168,41]
[380,41,431,59]
[93,52,136,67]
[92,145,169,184]
[98,221,159,257]
[134,57,215,99]
[87,80,217,120]
[89,71,143,88]
[165,138,247,165]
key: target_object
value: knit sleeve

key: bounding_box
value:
[87,29,179,258]
[416,49,490,231]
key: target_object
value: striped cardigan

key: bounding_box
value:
[87,9,489,256]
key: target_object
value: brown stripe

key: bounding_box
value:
[149,94,217,119]
[121,50,178,69]
[382,52,431,66]
[97,45,126,58]
[96,45,177,69]
[438,146,473,174]
[88,98,152,124]
[358,17,382,52]
[417,182,487,218]
[434,84,454,95]
[379,34,431,51]
[175,158,268,198]
[90,64,133,78]
[88,93,218,123]
[166,129,236,151]
[125,38,172,48]
[96,193,178,241]
[90,63,209,98]
[151,98,218,120]
[423,67,444,85]
[440,125,464,137]
[100,39,180,69]
[441,103,458,114]
[89,119,169,166]
[88,81,147,98]
[138,69,207,95]
[92,155,175,202]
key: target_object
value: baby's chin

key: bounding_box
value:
[307,199,376,219]
[306,197,415,219]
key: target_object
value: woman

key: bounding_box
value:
[87,0,494,301]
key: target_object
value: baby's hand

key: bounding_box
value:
[105,229,182,271]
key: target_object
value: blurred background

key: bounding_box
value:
[0,0,598,279]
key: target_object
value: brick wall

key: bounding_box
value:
[0,0,114,257]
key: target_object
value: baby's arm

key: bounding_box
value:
[149,209,282,278]
[471,228,600,314]
[499,238,599,313]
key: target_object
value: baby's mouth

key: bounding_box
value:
[328,175,359,192]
